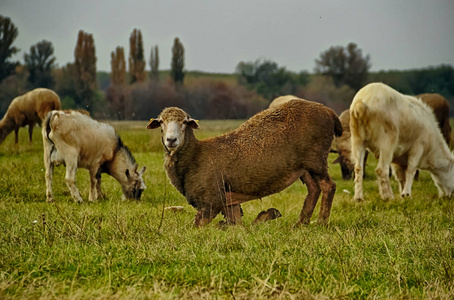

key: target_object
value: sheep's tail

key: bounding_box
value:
[331,110,343,137]
[349,99,368,141]
[42,110,58,143]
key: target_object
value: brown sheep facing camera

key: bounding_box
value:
[147,100,342,227]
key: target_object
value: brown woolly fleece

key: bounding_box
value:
[149,100,342,226]
[0,88,61,144]
[417,93,451,146]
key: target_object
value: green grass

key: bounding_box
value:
[0,121,453,299]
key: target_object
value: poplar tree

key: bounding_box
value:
[111,46,126,86]
[0,15,19,82]
[149,45,159,81]
[128,29,146,84]
[170,37,185,85]
[107,46,129,119]
[74,30,97,111]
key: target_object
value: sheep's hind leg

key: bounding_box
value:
[317,173,336,224]
[353,145,366,201]
[297,171,321,225]
[44,162,54,202]
[44,143,57,202]
[376,150,394,200]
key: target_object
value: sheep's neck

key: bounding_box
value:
[102,148,132,186]
[0,115,14,141]
[0,114,14,130]
[164,129,199,197]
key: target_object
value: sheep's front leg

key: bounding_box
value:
[96,171,104,200]
[28,122,34,143]
[14,127,19,144]
[297,171,321,225]
[392,164,406,194]
[401,154,422,198]
[65,158,83,203]
[223,204,242,225]
[88,168,100,202]
[194,206,221,227]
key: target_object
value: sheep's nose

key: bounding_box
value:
[166,137,177,143]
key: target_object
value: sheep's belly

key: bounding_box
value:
[225,169,305,205]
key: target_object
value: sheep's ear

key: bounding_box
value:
[187,118,199,129]
[147,118,161,129]
[332,156,342,164]
[138,166,146,175]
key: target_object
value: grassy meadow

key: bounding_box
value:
[0,120,453,299]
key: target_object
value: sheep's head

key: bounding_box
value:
[122,165,147,200]
[147,107,199,152]
[332,151,354,180]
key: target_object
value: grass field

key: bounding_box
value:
[0,120,453,299]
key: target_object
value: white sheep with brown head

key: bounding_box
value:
[43,110,146,202]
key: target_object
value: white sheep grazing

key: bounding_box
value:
[148,101,342,226]
[42,110,146,202]
[0,88,61,144]
[350,82,454,201]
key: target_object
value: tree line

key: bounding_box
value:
[1,14,453,119]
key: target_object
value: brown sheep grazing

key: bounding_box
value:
[333,93,451,180]
[417,93,451,146]
[0,88,61,144]
[332,109,369,180]
[147,100,342,227]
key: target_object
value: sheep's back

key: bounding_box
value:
[50,113,117,162]
[195,100,337,195]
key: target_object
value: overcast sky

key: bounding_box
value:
[2,0,454,74]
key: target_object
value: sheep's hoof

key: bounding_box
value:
[46,198,54,203]
[401,193,410,198]
[317,218,330,226]
[294,219,310,227]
